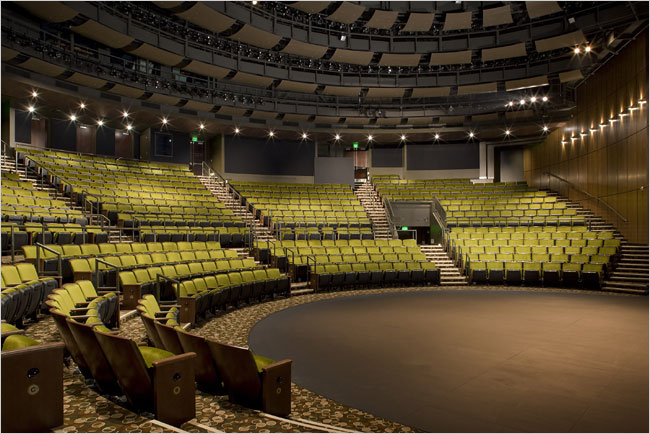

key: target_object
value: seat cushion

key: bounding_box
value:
[139,346,175,368]
[93,325,113,333]
[1,323,19,332]
[2,334,39,351]
[253,353,275,373]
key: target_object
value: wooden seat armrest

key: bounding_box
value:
[151,352,196,369]
[1,341,65,355]
[68,314,100,320]
[261,359,292,375]
[1,330,25,340]
[261,359,292,417]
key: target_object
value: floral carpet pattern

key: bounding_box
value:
[20,285,628,433]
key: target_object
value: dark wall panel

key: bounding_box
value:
[149,128,189,164]
[31,118,48,148]
[225,135,315,176]
[114,131,133,159]
[96,126,115,156]
[407,143,479,170]
[14,110,31,144]
[372,148,403,167]
[50,119,76,151]
[76,126,95,154]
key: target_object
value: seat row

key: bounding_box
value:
[47,281,120,329]
[1,263,58,326]
[468,261,606,289]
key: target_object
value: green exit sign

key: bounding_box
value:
[401,226,408,231]
[352,142,359,149]
[192,135,198,142]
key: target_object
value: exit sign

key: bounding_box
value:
[401,226,408,231]
[352,142,359,149]
[192,135,198,142]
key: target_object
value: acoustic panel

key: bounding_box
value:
[482,5,513,27]
[182,60,230,79]
[225,135,315,176]
[276,80,318,93]
[183,101,215,112]
[313,115,342,123]
[328,2,366,24]
[71,20,134,49]
[2,48,20,61]
[472,113,499,122]
[128,43,184,67]
[281,39,329,58]
[109,84,144,99]
[343,117,371,125]
[430,50,472,65]
[176,3,236,33]
[330,48,375,65]
[230,72,274,88]
[378,53,422,67]
[526,1,562,19]
[407,143,479,170]
[290,1,331,14]
[375,118,403,125]
[366,88,406,99]
[411,87,451,98]
[372,148,403,167]
[559,69,584,83]
[506,75,548,91]
[249,110,277,120]
[482,43,527,62]
[323,86,362,97]
[535,30,587,53]
[147,93,181,106]
[230,25,282,50]
[19,58,65,77]
[283,114,311,122]
[443,12,472,31]
[401,13,435,32]
[218,106,247,117]
[15,1,78,22]
[66,73,107,89]
[407,117,433,125]
[457,82,498,95]
[365,10,399,29]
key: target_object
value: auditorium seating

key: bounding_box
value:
[256,238,440,290]
[230,181,373,238]
[19,148,242,231]
[1,262,58,326]
[448,226,619,289]
[1,335,65,433]
[373,177,586,227]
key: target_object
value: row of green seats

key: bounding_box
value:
[468,261,605,289]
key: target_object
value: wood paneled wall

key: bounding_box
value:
[115,131,133,159]
[30,117,47,148]
[76,126,95,154]
[524,33,648,244]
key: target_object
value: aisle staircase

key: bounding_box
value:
[197,175,276,242]
[354,180,392,240]
[602,244,649,294]
[419,244,468,286]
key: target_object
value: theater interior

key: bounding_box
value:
[0,1,648,433]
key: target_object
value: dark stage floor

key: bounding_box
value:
[249,290,649,433]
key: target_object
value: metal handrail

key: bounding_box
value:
[430,196,447,230]
[544,172,628,223]
[382,197,398,239]
[94,257,121,293]
[156,274,182,303]
[34,242,62,276]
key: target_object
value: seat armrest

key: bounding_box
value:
[261,359,292,417]
[151,352,196,426]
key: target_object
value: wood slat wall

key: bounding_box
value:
[524,33,648,244]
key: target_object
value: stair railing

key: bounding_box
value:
[34,243,62,277]
[94,258,120,294]
[156,275,181,303]
[382,197,398,239]
[543,172,628,226]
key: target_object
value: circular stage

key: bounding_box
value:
[249,290,648,433]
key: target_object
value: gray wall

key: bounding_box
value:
[372,148,403,167]
[224,135,315,176]
[314,157,354,187]
[407,143,480,170]
[499,147,525,182]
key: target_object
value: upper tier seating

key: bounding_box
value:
[17,147,242,229]
[230,181,372,237]
[373,178,585,227]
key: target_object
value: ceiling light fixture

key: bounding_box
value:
[126,124,133,131]
[505,129,511,136]
[199,123,205,130]
[268,130,274,137]
[31,90,38,98]
[301,132,308,140]
[589,128,598,133]
[367,134,373,141]
[530,97,537,103]
[585,46,591,52]
[574,47,581,54]
[162,118,168,125]
[434,133,440,140]
[542,96,549,102]
[70,114,77,121]
[469,132,475,138]
[97,119,104,127]
[619,111,629,117]
[334,133,341,141]
[519,99,526,105]
[122,111,129,118]
[28,106,35,113]
[400,134,407,141]
[507,101,514,107]
[543,126,549,132]
[580,131,587,137]
[79,102,86,109]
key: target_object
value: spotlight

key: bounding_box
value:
[639,99,647,105]
[629,105,639,111]
[199,123,205,130]
[79,102,86,109]
[542,96,549,102]
[162,118,168,125]
[301,132,308,140]
[252,0,257,4]
[580,131,587,137]
[234,127,240,134]
[599,123,607,128]
[589,128,598,133]
[70,114,77,121]
[574,47,581,54]
[122,111,129,118]
[543,126,549,132]
[585,46,591,52]
[434,133,440,140]
[367,134,373,142]
[31,90,38,98]
[609,117,618,123]
[507,101,514,107]
[400,134,407,141]
[505,129,511,136]
[28,106,35,113]
[469,132,475,138]
[268,130,274,137]
[530,97,537,103]
[519,99,526,105]
[97,119,104,127]
[126,124,133,131]
[619,111,629,117]
[334,133,341,141]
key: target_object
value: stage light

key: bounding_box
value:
[530,97,537,103]
[574,47,581,54]
[542,96,549,102]
[519,99,526,105]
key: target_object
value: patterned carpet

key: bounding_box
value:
[20,285,632,433]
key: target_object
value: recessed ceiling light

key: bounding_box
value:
[162,118,168,125]
[574,47,581,54]
[400,134,407,141]
[126,124,133,131]
[469,132,475,138]
[234,127,240,134]
[505,129,511,136]
[519,99,526,105]
[530,97,537,103]
[507,101,514,107]
[434,133,440,140]
[367,134,373,141]
[543,126,549,132]
[80,102,86,109]
[28,106,35,113]
[334,133,341,141]
[302,132,308,139]
[268,130,274,137]
[70,114,77,121]
[97,119,104,126]
[31,90,38,98]
[122,111,129,118]
[542,96,549,102]
[200,123,205,130]
[585,46,591,52]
